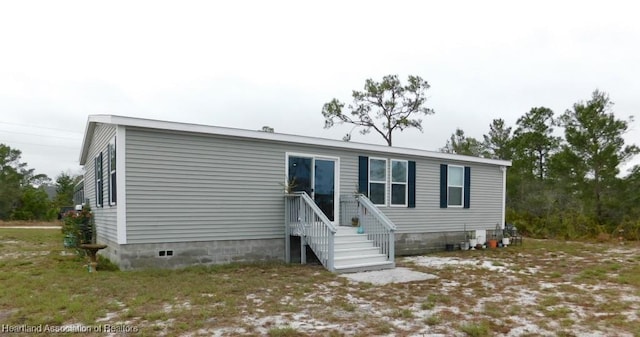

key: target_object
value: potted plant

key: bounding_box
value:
[62,205,94,255]
[351,216,359,227]
[468,230,477,249]
[281,177,298,194]
[488,223,500,249]
[502,232,511,246]
[460,224,470,250]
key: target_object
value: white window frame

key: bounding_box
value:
[108,137,117,206]
[95,152,103,208]
[447,165,464,207]
[284,152,341,225]
[390,159,408,207]
[368,157,387,206]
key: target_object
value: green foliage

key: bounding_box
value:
[11,186,54,221]
[441,128,484,156]
[53,172,80,208]
[0,143,52,221]
[322,74,434,146]
[558,90,639,226]
[512,106,560,181]
[467,91,640,240]
[61,206,94,250]
[482,118,512,160]
[0,144,25,219]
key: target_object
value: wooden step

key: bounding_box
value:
[334,240,376,249]
[334,253,389,267]
[334,261,395,274]
[334,247,381,258]
[334,234,369,243]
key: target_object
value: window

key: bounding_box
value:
[108,138,117,206]
[359,156,416,208]
[94,152,103,208]
[369,158,387,205]
[448,165,464,207]
[391,160,408,206]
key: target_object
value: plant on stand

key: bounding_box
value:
[502,231,511,246]
[468,230,478,249]
[488,223,500,249]
[62,205,94,256]
[461,224,470,250]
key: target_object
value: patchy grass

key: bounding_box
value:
[460,320,491,337]
[1,229,640,336]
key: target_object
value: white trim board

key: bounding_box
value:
[116,126,127,244]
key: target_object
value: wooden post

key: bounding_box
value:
[300,235,307,265]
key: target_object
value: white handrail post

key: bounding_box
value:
[389,230,395,264]
[328,231,335,271]
[285,196,290,263]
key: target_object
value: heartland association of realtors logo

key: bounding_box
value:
[1,324,139,333]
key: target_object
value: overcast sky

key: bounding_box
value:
[1,0,639,180]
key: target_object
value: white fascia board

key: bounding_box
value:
[79,115,114,165]
[82,114,513,167]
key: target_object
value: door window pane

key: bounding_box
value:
[288,157,312,195]
[314,160,335,221]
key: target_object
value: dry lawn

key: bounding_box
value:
[0,228,639,336]
[0,220,61,227]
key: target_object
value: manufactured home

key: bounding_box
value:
[79,115,511,272]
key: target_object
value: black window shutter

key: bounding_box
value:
[99,152,103,207]
[107,144,111,205]
[440,164,448,208]
[464,166,471,208]
[94,157,99,207]
[358,156,368,195]
[408,161,416,208]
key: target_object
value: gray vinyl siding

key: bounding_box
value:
[125,128,366,243]
[124,127,505,244]
[84,124,118,243]
[126,129,282,243]
[378,158,503,233]
[336,153,503,234]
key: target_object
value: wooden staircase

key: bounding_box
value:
[285,192,396,273]
[331,226,394,273]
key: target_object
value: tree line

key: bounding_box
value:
[441,90,639,239]
[322,75,639,239]
[0,144,79,221]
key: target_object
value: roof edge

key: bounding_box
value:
[79,114,512,167]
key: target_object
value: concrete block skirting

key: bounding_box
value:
[95,234,121,267]
[395,231,467,256]
[100,238,285,270]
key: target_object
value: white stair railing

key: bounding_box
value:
[340,194,396,264]
[285,192,336,271]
